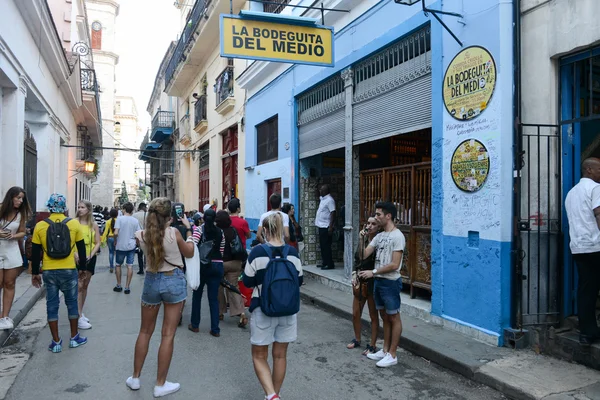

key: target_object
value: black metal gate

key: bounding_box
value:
[513,123,561,328]
[23,123,37,212]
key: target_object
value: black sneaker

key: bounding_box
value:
[113,286,123,292]
[137,271,144,275]
[124,288,131,294]
[579,334,599,346]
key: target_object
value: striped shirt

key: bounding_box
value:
[242,244,303,312]
[93,212,105,233]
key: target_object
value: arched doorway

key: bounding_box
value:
[23,123,37,212]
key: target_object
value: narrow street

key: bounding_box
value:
[1,252,505,400]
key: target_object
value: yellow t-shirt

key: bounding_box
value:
[80,223,96,256]
[32,213,84,270]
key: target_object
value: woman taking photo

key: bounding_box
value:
[189,208,225,337]
[0,187,31,330]
[243,213,303,400]
[347,215,380,355]
[215,210,248,328]
[101,208,118,273]
[75,201,101,330]
[127,198,196,397]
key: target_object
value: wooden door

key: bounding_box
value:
[199,167,209,210]
[23,124,37,212]
[266,179,281,211]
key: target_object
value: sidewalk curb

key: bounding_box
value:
[1,284,46,347]
[300,289,535,400]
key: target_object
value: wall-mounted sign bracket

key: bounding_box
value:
[246,0,349,25]
[395,0,464,47]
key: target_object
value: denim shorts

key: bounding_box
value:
[116,250,135,266]
[43,269,79,321]
[250,307,297,346]
[141,268,187,306]
[373,278,402,314]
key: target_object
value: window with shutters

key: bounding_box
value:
[257,116,278,165]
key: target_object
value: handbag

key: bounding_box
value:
[229,227,245,259]
[185,244,200,290]
[198,239,214,266]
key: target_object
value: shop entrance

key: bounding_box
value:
[359,128,432,298]
[560,48,600,320]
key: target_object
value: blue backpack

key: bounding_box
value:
[259,244,300,317]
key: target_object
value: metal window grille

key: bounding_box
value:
[257,116,278,164]
[297,75,345,125]
[194,95,207,126]
[216,65,234,106]
[263,0,291,14]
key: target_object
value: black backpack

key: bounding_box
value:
[44,218,73,259]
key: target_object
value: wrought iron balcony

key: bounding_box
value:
[165,0,207,89]
[263,0,290,13]
[215,66,234,107]
[194,95,207,126]
[81,68,97,92]
[151,111,175,142]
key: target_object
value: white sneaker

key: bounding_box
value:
[0,317,14,330]
[366,349,386,361]
[81,314,90,323]
[78,317,92,330]
[126,376,140,390]
[376,353,398,368]
[154,381,180,398]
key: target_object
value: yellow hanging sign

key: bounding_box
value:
[220,15,334,66]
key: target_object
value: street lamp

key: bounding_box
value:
[84,158,96,174]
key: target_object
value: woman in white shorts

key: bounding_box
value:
[0,187,32,330]
[242,213,303,400]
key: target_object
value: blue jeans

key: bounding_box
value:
[190,261,224,333]
[373,278,402,315]
[142,268,187,306]
[43,269,79,322]
[107,237,115,269]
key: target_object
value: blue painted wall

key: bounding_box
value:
[244,0,514,344]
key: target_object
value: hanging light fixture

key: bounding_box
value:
[84,158,96,173]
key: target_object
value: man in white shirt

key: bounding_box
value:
[257,193,290,244]
[132,203,147,275]
[565,157,600,345]
[315,185,336,270]
[113,202,141,294]
[359,201,405,368]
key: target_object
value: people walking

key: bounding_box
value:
[215,210,248,329]
[359,202,405,368]
[315,184,336,270]
[0,187,32,330]
[565,157,600,345]
[30,193,88,353]
[133,203,147,275]
[347,215,380,355]
[93,205,106,234]
[243,212,303,400]
[113,202,141,294]
[257,193,289,244]
[189,209,225,337]
[101,208,118,273]
[127,198,196,397]
[228,198,251,249]
[75,201,100,330]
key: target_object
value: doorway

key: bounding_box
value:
[23,123,37,212]
[266,179,281,211]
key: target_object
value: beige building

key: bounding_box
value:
[164,0,247,212]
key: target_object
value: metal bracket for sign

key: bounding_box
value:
[245,0,349,25]
[395,0,464,47]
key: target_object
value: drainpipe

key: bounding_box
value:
[511,0,523,330]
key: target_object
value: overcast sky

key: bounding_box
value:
[115,0,181,135]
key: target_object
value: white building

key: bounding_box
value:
[114,95,144,204]
[0,0,102,216]
[86,0,119,209]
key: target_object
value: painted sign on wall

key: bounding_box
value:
[220,15,334,66]
[443,46,496,121]
[450,139,490,192]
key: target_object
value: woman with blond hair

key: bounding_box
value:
[243,212,303,400]
[127,198,196,398]
[75,200,101,330]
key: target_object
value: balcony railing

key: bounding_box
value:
[263,0,291,13]
[215,66,234,106]
[81,68,97,92]
[194,95,207,126]
[152,111,175,130]
[165,0,207,89]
